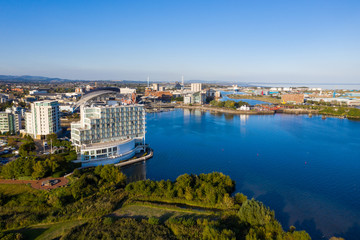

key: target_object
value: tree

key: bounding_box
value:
[234,193,247,206]
[7,138,17,148]
[19,138,35,156]
[224,100,236,109]
[95,165,126,186]
[32,161,49,179]
[46,133,60,146]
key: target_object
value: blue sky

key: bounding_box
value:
[0,0,359,83]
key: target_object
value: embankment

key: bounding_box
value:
[176,105,274,115]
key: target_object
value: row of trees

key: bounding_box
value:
[209,100,250,109]
[0,135,77,179]
[0,170,312,239]
[171,96,184,102]
[0,165,127,231]
[319,107,360,118]
[126,172,245,209]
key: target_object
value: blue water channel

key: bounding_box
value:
[124,109,360,240]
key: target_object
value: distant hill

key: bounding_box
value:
[0,75,152,84]
[0,75,73,83]
[0,74,252,86]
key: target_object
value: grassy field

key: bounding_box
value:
[112,203,219,223]
[17,220,86,240]
[4,202,217,239]
[0,183,38,196]
[228,94,282,104]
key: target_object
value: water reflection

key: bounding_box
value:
[240,114,249,125]
[132,109,360,240]
[224,113,235,121]
[122,162,147,183]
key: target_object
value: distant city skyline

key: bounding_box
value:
[0,0,359,83]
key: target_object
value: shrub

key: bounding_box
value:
[148,217,160,225]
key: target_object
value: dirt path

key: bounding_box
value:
[0,177,68,190]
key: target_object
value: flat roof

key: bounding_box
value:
[80,138,134,150]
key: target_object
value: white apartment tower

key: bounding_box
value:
[25,101,60,139]
[152,83,160,91]
[191,83,202,92]
[0,109,21,134]
[71,103,146,167]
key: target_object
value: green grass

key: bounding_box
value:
[51,171,65,178]
[228,94,282,104]
[17,176,33,180]
[113,203,218,223]
[0,183,38,196]
[0,153,15,158]
[15,220,87,240]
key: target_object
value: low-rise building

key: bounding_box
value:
[281,94,304,104]
[0,94,9,103]
[237,105,250,111]
[145,89,173,102]
[309,97,360,106]
[29,89,48,95]
[119,87,136,94]
[184,92,206,105]
[59,105,75,113]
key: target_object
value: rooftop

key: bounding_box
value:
[80,138,134,150]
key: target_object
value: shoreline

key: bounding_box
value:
[175,105,275,115]
[174,104,360,120]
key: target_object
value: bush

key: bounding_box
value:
[148,217,160,225]
[103,217,114,225]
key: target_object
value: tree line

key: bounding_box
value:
[0,167,311,240]
[0,134,78,179]
[210,100,250,109]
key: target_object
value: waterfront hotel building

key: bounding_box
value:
[71,103,146,167]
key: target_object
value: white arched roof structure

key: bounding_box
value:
[74,88,120,109]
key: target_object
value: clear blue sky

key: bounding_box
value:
[0,0,359,83]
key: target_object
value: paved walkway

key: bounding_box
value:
[0,177,68,190]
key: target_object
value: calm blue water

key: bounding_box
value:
[125,109,360,240]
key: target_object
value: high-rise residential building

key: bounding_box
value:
[152,83,160,91]
[25,100,60,139]
[71,103,146,167]
[191,83,202,92]
[0,110,21,134]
